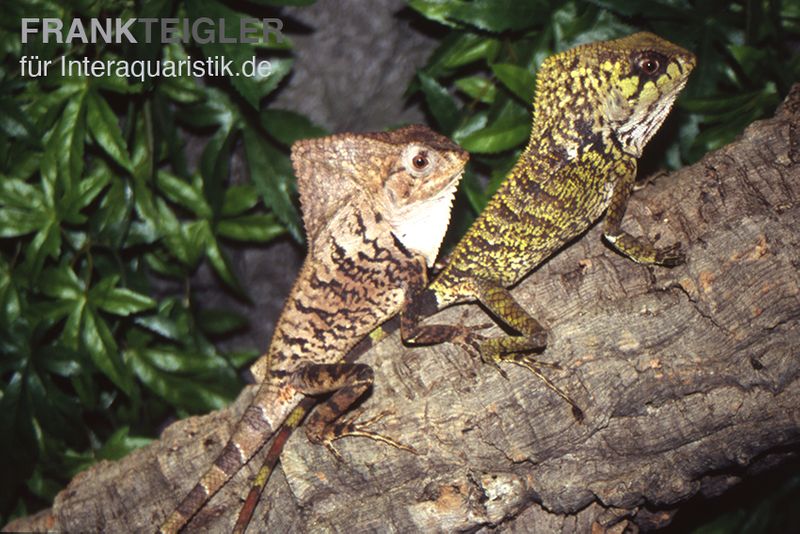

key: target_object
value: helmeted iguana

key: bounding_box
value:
[159,124,468,532]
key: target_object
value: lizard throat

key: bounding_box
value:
[389,173,462,267]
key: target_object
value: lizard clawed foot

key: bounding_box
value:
[449,330,509,379]
[508,354,584,422]
[316,409,418,462]
[654,242,685,267]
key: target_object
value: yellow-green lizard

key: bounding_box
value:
[401,32,695,415]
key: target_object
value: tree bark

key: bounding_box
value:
[6,86,800,534]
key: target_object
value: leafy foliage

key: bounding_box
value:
[0,0,323,522]
[408,0,800,213]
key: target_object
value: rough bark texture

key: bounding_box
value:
[6,87,800,534]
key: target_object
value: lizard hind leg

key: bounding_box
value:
[472,278,584,421]
[290,362,417,461]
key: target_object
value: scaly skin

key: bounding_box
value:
[402,33,695,412]
[238,32,695,531]
[159,125,467,533]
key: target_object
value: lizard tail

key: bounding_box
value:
[232,396,316,534]
[159,385,298,534]
[231,317,409,533]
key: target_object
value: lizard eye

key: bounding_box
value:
[412,152,429,170]
[403,145,434,177]
[637,56,660,76]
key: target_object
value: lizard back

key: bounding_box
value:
[431,32,695,308]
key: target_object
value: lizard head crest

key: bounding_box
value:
[291,125,468,266]
[533,32,695,158]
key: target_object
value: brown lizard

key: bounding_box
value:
[159,124,468,532]
[399,33,696,417]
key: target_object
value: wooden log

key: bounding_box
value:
[6,84,800,533]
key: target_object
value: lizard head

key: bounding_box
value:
[291,125,468,267]
[375,125,469,266]
[534,32,695,158]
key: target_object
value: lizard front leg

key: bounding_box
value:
[401,283,581,419]
[603,170,685,266]
[470,278,583,420]
[290,362,416,461]
[400,280,546,358]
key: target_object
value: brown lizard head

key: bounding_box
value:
[533,32,696,158]
[292,125,468,266]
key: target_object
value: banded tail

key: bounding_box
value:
[232,397,315,534]
[159,384,300,533]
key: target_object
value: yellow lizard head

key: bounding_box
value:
[533,32,695,158]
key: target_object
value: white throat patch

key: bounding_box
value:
[389,174,462,267]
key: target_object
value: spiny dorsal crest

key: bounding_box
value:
[531,32,696,157]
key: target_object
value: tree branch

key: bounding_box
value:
[6,85,800,533]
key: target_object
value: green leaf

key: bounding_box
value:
[137,346,230,374]
[96,427,151,461]
[247,57,294,104]
[76,166,112,210]
[0,260,21,323]
[24,84,82,132]
[259,109,328,146]
[217,214,286,242]
[90,170,132,247]
[91,70,141,95]
[203,226,244,295]
[0,206,47,237]
[243,126,302,242]
[410,0,545,32]
[418,72,460,134]
[186,0,293,108]
[130,109,160,233]
[197,309,248,336]
[458,116,530,153]
[454,76,497,104]
[62,300,85,350]
[39,266,83,301]
[156,171,212,218]
[159,44,205,103]
[0,371,38,515]
[86,91,132,171]
[491,63,536,103]
[0,98,38,144]
[199,116,237,217]
[459,169,485,214]
[155,200,194,266]
[134,316,184,342]
[128,347,237,411]
[54,90,87,194]
[221,185,260,217]
[22,220,62,277]
[426,32,501,73]
[182,219,211,268]
[408,0,463,28]
[92,285,157,317]
[82,308,132,395]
